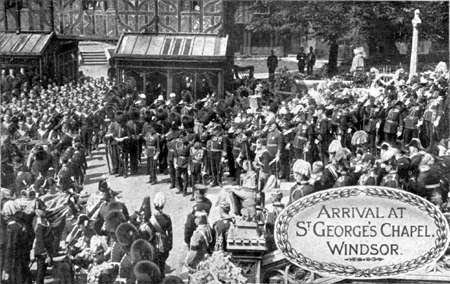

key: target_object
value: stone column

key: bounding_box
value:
[409,9,421,80]
[167,69,173,94]
[218,70,224,97]
[142,72,147,94]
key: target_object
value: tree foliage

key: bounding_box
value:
[247,1,448,44]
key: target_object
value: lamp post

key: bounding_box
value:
[409,9,421,80]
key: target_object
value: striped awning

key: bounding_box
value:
[0,32,54,56]
[114,33,228,60]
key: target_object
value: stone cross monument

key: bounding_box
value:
[409,9,422,79]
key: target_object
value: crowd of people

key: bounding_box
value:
[0,58,449,283]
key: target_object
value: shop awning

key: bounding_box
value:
[114,33,228,61]
[0,32,54,56]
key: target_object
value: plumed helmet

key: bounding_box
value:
[153,192,165,209]
[292,159,311,177]
[104,210,126,233]
[133,260,161,283]
[130,239,155,264]
[328,139,343,154]
[115,222,139,247]
[351,130,368,146]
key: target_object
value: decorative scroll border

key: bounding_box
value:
[274,186,449,278]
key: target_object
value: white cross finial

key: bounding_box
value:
[412,9,421,27]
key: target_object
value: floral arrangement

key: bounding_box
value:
[189,251,247,284]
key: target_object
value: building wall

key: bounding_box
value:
[0,0,223,39]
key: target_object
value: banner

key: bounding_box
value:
[275,186,449,279]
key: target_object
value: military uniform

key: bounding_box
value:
[289,181,315,204]
[362,104,379,153]
[319,163,339,190]
[124,119,140,175]
[403,105,422,145]
[34,216,56,284]
[319,115,334,164]
[266,127,283,177]
[383,104,403,144]
[292,123,309,160]
[165,130,179,189]
[232,132,250,183]
[149,211,172,277]
[190,145,206,186]
[174,137,190,195]
[144,130,160,184]
[213,216,233,251]
[208,132,226,186]
[4,215,33,284]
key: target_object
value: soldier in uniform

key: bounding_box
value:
[189,142,207,195]
[166,121,180,189]
[93,180,129,237]
[253,138,272,191]
[212,201,234,251]
[192,185,212,214]
[185,213,214,269]
[209,125,226,186]
[124,111,140,175]
[318,108,334,164]
[403,100,422,145]
[383,101,404,144]
[174,132,190,195]
[2,199,33,284]
[318,142,341,190]
[265,118,284,178]
[362,99,380,154]
[149,193,172,278]
[292,114,309,160]
[34,204,56,284]
[143,123,160,184]
[231,125,250,184]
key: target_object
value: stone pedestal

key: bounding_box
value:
[227,219,267,283]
